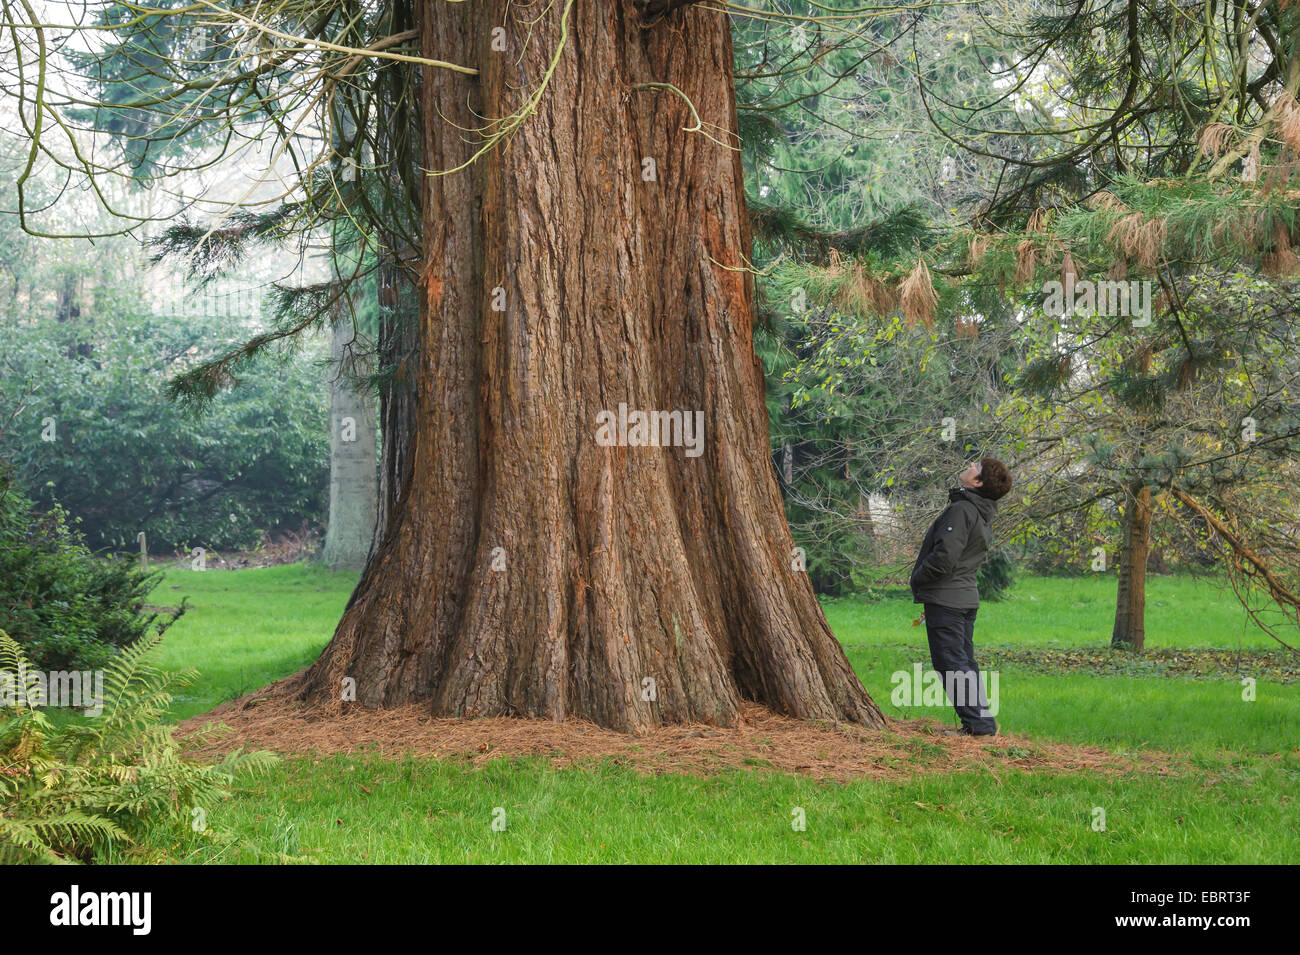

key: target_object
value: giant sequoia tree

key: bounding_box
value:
[4,0,884,731]
[296,0,882,730]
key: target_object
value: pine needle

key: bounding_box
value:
[899,258,938,329]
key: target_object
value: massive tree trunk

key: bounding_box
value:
[321,318,379,571]
[1111,481,1152,651]
[298,0,883,732]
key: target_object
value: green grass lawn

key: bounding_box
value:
[141,565,1299,864]
[825,578,1300,756]
[153,563,359,722]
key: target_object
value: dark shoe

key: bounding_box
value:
[942,726,997,739]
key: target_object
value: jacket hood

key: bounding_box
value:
[949,485,997,521]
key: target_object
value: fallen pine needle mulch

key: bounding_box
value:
[178,682,1179,784]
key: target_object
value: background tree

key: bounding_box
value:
[319,105,379,572]
[923,0,1300,649]
[1003,267,1300,650]
[774,0,1300,648]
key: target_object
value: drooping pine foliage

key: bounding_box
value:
[0,629,276,864]
[749,200,932,262]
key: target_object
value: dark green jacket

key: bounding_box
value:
[909,487,998,609]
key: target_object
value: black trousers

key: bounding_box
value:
[923,603,997,735]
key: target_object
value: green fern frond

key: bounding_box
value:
[1,627,276,864]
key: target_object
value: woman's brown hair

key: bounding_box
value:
[977,457,1013,500]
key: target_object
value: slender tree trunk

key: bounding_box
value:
[321,319,379,571]
[297,0,883,732]
[1112,482,1151,651]
[373,0,422,546]
[55,272,93,360]
[374,261,419,544]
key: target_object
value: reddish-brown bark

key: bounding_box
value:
[298,0,884,732]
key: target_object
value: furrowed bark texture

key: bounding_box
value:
[300,0,884,732]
